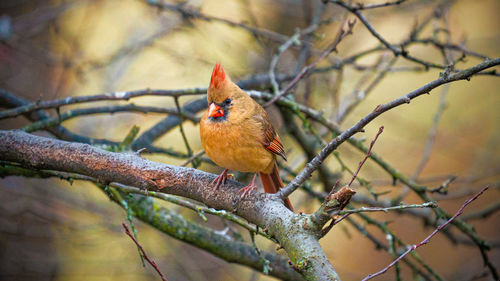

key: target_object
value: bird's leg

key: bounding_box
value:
[212,168,229,190]
[239,173,258,199]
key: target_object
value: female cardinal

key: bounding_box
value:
[200,63,293,211]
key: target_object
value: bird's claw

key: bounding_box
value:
[212,169,228,190]
[238,173,258,199]
[239,183,257,199]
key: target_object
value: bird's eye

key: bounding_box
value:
[224,98,231,105]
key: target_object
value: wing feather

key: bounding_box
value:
[253,112,287,161]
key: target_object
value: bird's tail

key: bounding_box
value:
[259,163,294,211]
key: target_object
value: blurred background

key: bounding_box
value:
[0,0,499,280]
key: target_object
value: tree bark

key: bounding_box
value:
[0,130,341,281]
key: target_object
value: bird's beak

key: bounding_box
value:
[208,102,224,118]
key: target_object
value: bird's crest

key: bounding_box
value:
[210,63,226,90]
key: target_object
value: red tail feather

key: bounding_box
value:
[259,163,294,211]
[210,63,226,89]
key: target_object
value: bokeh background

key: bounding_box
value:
[0,0,499,280]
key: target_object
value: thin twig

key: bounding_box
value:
[174,97,195,167]
[278,58,499,199]
[387,233,402,281]
[113,183,275,241]
[362,186,490,281]
[329,0,400,55]
[357,211,445,281]
[181,151,205,167]
[314,126,384,233]
[264,19,356,107]
[333,202,437,216]
[21,104,199,133]
[345,218,435,280]
[268,31,302,95]
[146,1,289,43]
[415,38,490,60]
[331,202,437,226]
[295,2,325,72]
[273,58,499,272]
[0,88,119,146]
[327,0,453,70]
[395,13,454,202]
[394,84,448,203]
[337,56,397,123]
[461,202,500,221]
[0,88,206,120]
[333,151,376,197]
[122,223,168,281]
[348,126,384,186]
[413,84,450,178]
[353,0,408,10]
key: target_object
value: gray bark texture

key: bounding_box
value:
[0,130,340,281]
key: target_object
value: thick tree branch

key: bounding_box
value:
[0,163,301,280]
[0,130,340,281]
[125,196,304,280]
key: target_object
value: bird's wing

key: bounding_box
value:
[253,112,287,161]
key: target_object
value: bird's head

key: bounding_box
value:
[206,63,244,122]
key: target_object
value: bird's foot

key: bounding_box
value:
[239,173,258,199]
[212,169,229,190]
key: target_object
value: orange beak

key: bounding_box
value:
[208,103,224,118]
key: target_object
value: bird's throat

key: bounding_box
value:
[208,111,228,122]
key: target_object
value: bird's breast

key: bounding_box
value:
[200,118,274,173]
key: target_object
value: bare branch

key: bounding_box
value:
[353,0,408,10]
[348,126,384,186]
[21,104,199,133]
[313,126,384,234]
[334,202,437,216]
[345,217,437,280]
[337,56,397,123]
[268,31,302,96]
[0,88,118,146]
[0,88,206,120]
[0,161,302,280]
[278,58,500,198]
[264,19,356,107]
[3,1,498,280]
[328,0,401,55]
[0,130,339,281]
[461,202,500,221]
[329,202,438,227]
[113,182,274,241]
[326,0,465,70]
[145,0,289,43]
[413,85,450,178]
[122,223,169,281]
[173,97,195,166]
[362,186,491,281]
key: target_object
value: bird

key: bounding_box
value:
[199,63,293,211]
